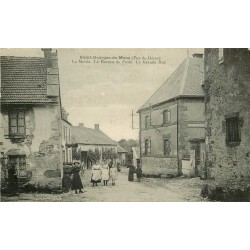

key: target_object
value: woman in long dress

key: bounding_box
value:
[101,160,110,186]
[71,162,84,194]
[109,164,117,185]
[91,162,102,187]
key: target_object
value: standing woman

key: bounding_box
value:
[101,160,110,186]
[109,163,117,186]
[91,161,102,187]
[128,164,135,181]
[71,161,84,194]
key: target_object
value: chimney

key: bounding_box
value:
[94,124,99,130]
[41,48,58,69]
[192,53,203,58]
[79,123,84,127]
[42,48,60,97]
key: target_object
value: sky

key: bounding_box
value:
[1,48,204,141]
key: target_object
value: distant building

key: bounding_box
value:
[71,123,117,168]
[0,49,63,191]
[137,54,205,177]
[204,49,250,187]
[117,145,127,166]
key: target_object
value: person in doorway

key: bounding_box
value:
[91,161,102,187]
[7,163,18,195]
[71,161,84,194]
[109,164,117,185]
[101,160,110,186]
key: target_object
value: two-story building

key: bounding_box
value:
[0,49,63,192]
[137,54,205,177]
[204,48,250,189]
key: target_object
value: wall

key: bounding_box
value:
[204,49,250,188]
[178,98,205,175]
[0,104,63,191]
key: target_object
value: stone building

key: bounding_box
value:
[137,54,205,177]
[204,48,250,188]
[0,49,63,191]
[71,123,117,168]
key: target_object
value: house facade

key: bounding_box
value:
[137,54,205,177]
[71,123,117,168]
[204,48,250,187]
[0,49,63,191]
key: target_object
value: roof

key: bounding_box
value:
[0,56,57,104]
[117,145,128,153]
[138,57,204,111]
[71,126,117,146]
[132,147,140,159]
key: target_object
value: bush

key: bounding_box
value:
[201,183,250,202]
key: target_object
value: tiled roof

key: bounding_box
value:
[71,126,117,146]
[117,145,128,153]
[0,56,56,103]
[138,57,204,111]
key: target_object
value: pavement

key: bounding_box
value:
[1,167,207,202]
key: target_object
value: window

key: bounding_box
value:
[63,126,66,140]
[68,129,71,142]
[163,139,171,156]
[9,110,25,136]
[144,139,151,155]
[163,110,171,125]
[9,155,27,177]
[145,115,150,129]
[226,116,241,143]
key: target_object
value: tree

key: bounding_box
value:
[87,149,100,164]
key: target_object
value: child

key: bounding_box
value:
[91,162,102,187]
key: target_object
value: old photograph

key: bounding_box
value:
[1,48,250,202]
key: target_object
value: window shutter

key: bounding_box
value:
[168,110,171,123]
[148,140,151,155]
[3,114,9,136]
[142,141,145,155]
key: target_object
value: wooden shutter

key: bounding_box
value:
[148,140,151,155]
[142,141,145,155]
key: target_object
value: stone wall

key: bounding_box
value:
[204,49,250,188]
[141,156,178,176]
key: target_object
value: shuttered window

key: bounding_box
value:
[163,110,171,125]
[9,110,25,136]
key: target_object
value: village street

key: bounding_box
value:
[1,167,207,202]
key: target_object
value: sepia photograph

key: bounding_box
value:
[1,48,250,202]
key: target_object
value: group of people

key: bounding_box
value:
[128,163,142,182]
[70,159,118,194]
[91,160,117,187]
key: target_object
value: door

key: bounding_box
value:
[189,141,201,177]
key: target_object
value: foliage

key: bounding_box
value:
[118,138,139,164]
[102,149,118,161]
[87,149,100,163]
